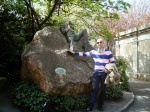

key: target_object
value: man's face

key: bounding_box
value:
[96,39,104,49]
[64,21,69,26]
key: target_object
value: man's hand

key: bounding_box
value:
[69,50,75,54]
[105,69,111,74]
[67,50,75,56]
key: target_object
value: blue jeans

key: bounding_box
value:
[88,72,106,109]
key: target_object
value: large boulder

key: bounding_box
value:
[21,26,94,96]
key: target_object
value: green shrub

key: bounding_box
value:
[106,85,123,100]
[50,94,89,112]
[0,1,29,82]
[12,81,89,112]
[95,84,123,101]
[104,57,130,100]
[116,57,130,91]
[12,81,50,112]
[12,80,125,112]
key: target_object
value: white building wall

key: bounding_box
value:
[115,23,150,80]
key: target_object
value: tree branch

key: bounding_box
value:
[39,0,60,29]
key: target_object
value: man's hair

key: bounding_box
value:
[63,17,70,23]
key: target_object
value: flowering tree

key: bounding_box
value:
[103,0,150,36]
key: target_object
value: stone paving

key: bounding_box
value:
[125,79,150,112]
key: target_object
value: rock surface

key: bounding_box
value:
[21,26,94,96]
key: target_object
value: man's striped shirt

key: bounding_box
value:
[74,49,116,73]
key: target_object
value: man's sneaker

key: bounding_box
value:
[82,107,93,112]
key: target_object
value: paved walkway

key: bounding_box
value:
[126,79,150,112]
[0,78,22,112]
[73,91,134,112]
[74,79,150,112]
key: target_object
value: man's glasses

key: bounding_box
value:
[97,41,103,44]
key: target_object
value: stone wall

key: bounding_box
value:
[115,23,150,81]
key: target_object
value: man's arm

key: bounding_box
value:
[104,51,116,74]
[109,52,116,64]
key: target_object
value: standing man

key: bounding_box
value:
[68,38,116,112]
[59,17,88,52]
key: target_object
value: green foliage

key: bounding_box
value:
[58,0,129,39]
[12,81,89,112]
[106,85,123,100]
[51,94,89,112]
[0,0,39,82]
[37,0,130,39]
[0,0,29,82]
[96,85,123,101]
[116,57,130,91]
[104,57,130,100]
[12,81,49,112]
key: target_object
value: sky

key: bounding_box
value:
[117,0,150,13]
